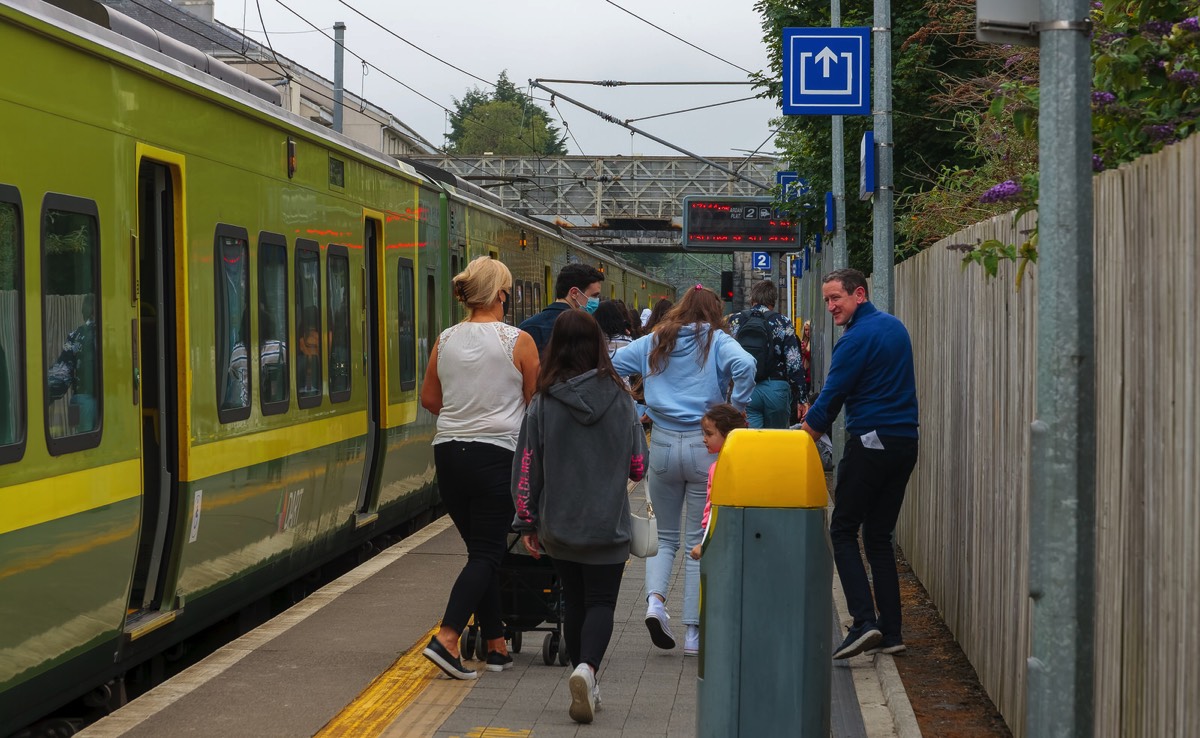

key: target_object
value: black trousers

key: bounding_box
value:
[551,559,625,671]
[434,441,516,641]
[829,435,919,640]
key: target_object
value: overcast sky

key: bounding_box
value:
[213,0,782,158]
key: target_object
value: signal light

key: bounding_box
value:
[519,229,527,249]
[720,270,734,301]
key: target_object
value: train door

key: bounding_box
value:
[355,213,385,525]
[127,156,181,621]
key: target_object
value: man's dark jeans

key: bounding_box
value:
[829,435,919,640]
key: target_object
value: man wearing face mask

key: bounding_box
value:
[519,263,605,353]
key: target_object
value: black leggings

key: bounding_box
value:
[435,442,516,641]
[552,559,625,671]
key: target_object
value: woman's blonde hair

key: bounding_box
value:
[452,256,511,311]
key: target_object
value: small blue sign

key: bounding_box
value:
[860,131,876,201]
[814,232,822,253]
[824,191,835,234]
[782,27,872,116]
[776,171,810,201]
[751,252,772,271]
[791,256,804,278]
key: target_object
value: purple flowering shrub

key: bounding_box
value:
[1092,2,1200,162]
[904,0,1199,286]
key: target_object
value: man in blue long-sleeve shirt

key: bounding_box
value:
[802,268,919,660]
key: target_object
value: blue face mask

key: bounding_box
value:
[584,296,600,314]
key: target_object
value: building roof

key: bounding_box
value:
[95,0,437,153]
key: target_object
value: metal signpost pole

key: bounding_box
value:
[871,0,893,313]
[831,0,847,274]
[827,0,844,390]
[1027,0,1096,735]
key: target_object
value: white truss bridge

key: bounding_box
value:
[406,155,778,252]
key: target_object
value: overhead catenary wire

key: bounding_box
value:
[535,79,755,86]
[270,0,554,170]
[253,0,287,75]
[332,0,494,88]
[530,79,771,191]
[626,96,759,124]
[602,0,755,75]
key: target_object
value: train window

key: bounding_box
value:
[41,195,102,453]
[0,187,25,464]
[327,246,351,403]
[396,258,415,390]
[513,281,524,324]
[295,240,322,409]
[258,233,289,416]
[214,225,251,423]
[523,280,533,322]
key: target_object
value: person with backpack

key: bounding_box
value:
[727,280,805,429]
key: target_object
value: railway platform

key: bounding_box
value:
[79,513,920,738]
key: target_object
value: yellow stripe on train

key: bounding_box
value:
[0,459,141,535]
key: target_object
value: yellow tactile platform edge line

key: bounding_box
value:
[316,626,443,737]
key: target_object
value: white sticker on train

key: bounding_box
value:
[189,489,203,543]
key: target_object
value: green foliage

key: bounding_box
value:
[903,1,1200,285]
[753,0,993,275]
[446,71,568,156]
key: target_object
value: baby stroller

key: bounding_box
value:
[459,536,569,666]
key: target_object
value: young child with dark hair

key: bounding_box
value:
[688,404,747,563]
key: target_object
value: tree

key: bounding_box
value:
[446,71,568,155]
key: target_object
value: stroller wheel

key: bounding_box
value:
[511,630,523,654]
[542,632,558,666]
[557,632,570,666]
[475,629,488,661]
[460,626,477,661]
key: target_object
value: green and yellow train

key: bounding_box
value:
[0,0,671,732]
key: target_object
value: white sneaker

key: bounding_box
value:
[645,599,676,649]
[568,663,596,724]
[684,625,700,656]
[593,680,602,711]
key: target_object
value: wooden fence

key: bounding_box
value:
[892,133,1200,737]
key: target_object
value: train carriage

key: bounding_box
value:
[0,0,670,732]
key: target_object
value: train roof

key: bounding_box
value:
[2,0,665,288]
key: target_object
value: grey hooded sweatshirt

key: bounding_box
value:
[512,369,648,565]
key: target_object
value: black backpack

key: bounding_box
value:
[736,311,774,382]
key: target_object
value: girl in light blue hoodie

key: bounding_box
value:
[611,285,756,655]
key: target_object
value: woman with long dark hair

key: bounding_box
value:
[611,286,756,656]
[419,256,539,680]
[512,310,647,723]
[644,298,673,332]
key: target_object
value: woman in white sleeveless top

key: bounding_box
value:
[419,256,539,680]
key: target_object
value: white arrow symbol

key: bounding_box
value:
[815,47,839,77]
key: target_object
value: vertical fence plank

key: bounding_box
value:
[891,134,1200,737]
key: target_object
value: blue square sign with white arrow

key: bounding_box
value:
[782,27,871,116]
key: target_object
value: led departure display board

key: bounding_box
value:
[681,196,800,251]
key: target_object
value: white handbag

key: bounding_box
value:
[629,482,658,558]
